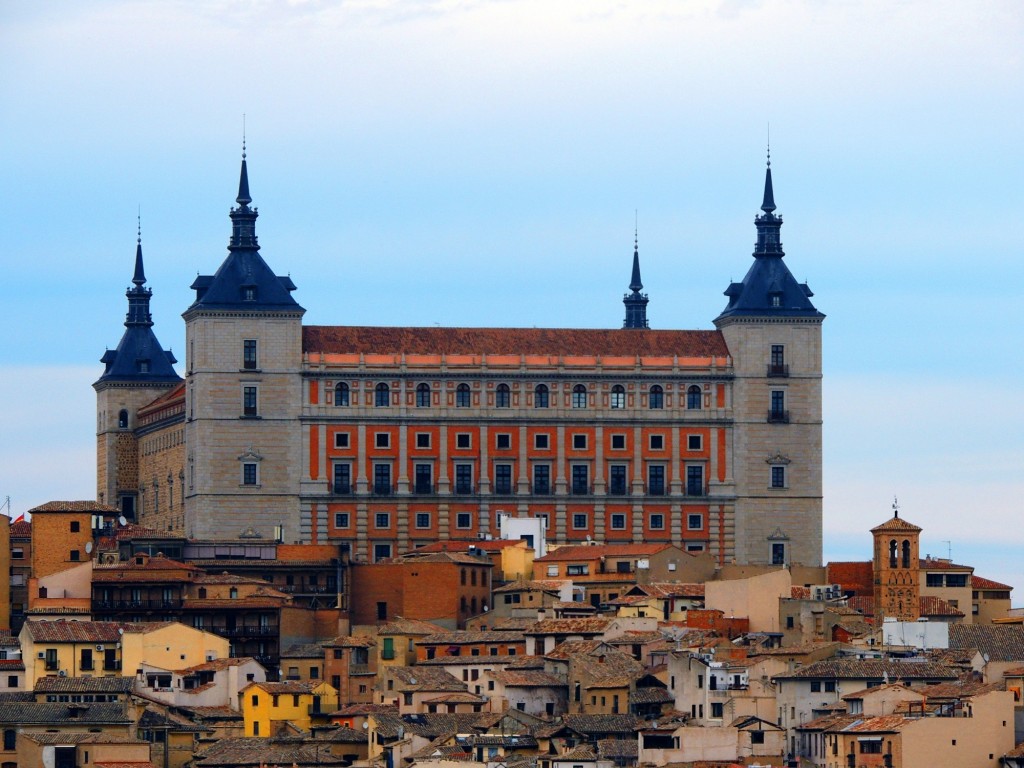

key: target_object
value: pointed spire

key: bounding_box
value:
[132,212,146,286]
[629,225,643,292]
[236,132,252,207]
[761,143,776,214]
[623,218,649,329]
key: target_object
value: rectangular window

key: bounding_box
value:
[610,434,626,450]
[647,465,665,496]
[824,681,836,693]
[496,433,512,450]
[572,513,588,530]
[243,339,257,369]
[649,513,665,530]
[334,512,350,528]
[686,465,704,496]
[373,464,391,495]
[926,573,943,587]
[710,702,723,719]
[70,520,80,532]
[334,432,350,449]
[572,434,587,450]
[687,434,702,451]
[374,432,390,449]
[243,386,258,416]
[534,433,549,450]
[414,464,432,494]
[649,434,664,450]
[456,512,472,529]
[771,465,786,488]
[333,463,351,494]
[373,544,391,563]
[455,464,474,494]
[456,433,471,449]
[532,464,550,494]
[375,512,390,528]
[571,465,589,495]
[415,512,431,529]
[610,513,626,530]
[770,390,787,421]
[771,542,786,565]
[810,681,821,692]
[687,513,703,530]
[567,564,589,576]
[494,463,513,494]
[609,464,628,495]
[415,432,431,449]
[946,574,968,588]
[242,463,258,486]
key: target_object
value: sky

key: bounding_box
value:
[1,0,1022,600]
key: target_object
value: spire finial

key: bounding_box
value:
[892,496,900,518]
[236,119,252,207]
[242,113,246,160]
[761,135,777,214]
[132,209,146,286]
[767,122,771,168]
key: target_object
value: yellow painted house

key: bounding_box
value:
[241,680,338,737]
[19,619,229,687]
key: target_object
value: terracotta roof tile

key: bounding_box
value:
[825,561,873,594]
[10,520,31,537]
[525,618,612,635]
[35,676,134,693]
[777,658,958,681]
[973,575,1013,590]
[870,515,923,533]
[536,543,678,561]
[949,624,1024,662]
[25,619,176,643]
[29,500,120,513]
[303,326,729,358]
[489,669,563,688]
[419,631,525,645]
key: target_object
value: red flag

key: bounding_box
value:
[12,514,24,524]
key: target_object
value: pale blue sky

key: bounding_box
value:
[1,1,1021,599]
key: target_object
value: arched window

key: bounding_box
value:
[649,385,664,410]
[375,383,390,407]
[118,409,129,429]
[534,384,549,408]
[610,385,626,409]
[687,385,702,410]
[495,384,511,408]
[902,540,911,569]
[334,382,349,407]
[889,539,898,569]
[416,383,431,408]
[572,385,587,409]
[456,383,471,408]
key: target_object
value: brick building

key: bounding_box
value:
[96,150,825,566]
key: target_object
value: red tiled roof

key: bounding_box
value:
[10,520,31,537]
[138,381,186,415]
[845,595,964,619]
[870,515,923,533]
[919,558,973,571]
[28,501,119,513]
[536,543,677,562]
[25,620,176,643]
[826,561,873,594]
[973,575,1013,590]
[412,539,524,553]
[303,326,729,358]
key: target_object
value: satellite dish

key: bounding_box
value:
[85,542,94,554]
[118,516,128,526]
[409,677,417,685]
[362,722,369,730]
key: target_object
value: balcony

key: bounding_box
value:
[308,705,326,716]
[93,599,184,611]
[686,484,709,498]
[214,625,279,637]
[349,664,372,676]
[646,483,666,497]
[44,662,59,672]
[103,661,122,671]
[413,483,436,495]
[492,483,514,496]
[80,662,94,671]
[571,484,592,496]
[767,410,790,424]
[332,483,352,495]
[767,363,790,377]
[530,483,552,496]
[279,584,336,595]
[454,483,478,495]
[372,484,395,497]
[607,483,628,496]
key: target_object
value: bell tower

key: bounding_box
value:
[871,504,922,622]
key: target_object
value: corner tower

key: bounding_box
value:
[182,146,305,541]
[94,227,182,518]
[714,154,825,566]
[622,231,649,329]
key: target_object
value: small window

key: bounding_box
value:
[373,544,392,563]
[375,382,390,407]
[456,433,472,449]
[610,513,626,530]
[534,433,549,450]
[687,385,702,410]
[415,512,431,529]
[771,542,786,565]
[243,385,258,416]
[687,513,703,530]
[687,434,702,451]
[375,432,390,449]
[456,512,472,529]
[649,434,664,450]
[70,550,81,562]
[456,383,471,407]
[334,512,350,528]
[243,339,258,369]
[334,382,350,407]
[610,385,626,409]
[70,521,80,533]
[649,513,665,530]
[375,512,390,529]
[415,433,431,449]
[572,434,587,450]
[334,432,350,449]
[415,383,431,407]
[495,384,511,408]
[243,286,257,301]
[771,466,786,488]
[242,463,258,486]
[610,434,626,450]
[496,433,512,450]
[118,409,129,429]
[572,513,588,529]
[649,385,664,409]
[534,384,549,408]
[572,385,587,408]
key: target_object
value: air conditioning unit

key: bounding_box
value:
[58,670,67,677]
[96,645,105,652]
[37,652,45,659]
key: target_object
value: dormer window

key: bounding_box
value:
[137,360,150,373]
[242,286,257,301]
[770,293,781,307]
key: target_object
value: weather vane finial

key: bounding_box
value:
[137,206,141,245]
[892,496,900,517]
[242,113,247,159]
[767,122,771,168]
[634,209,638,251]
